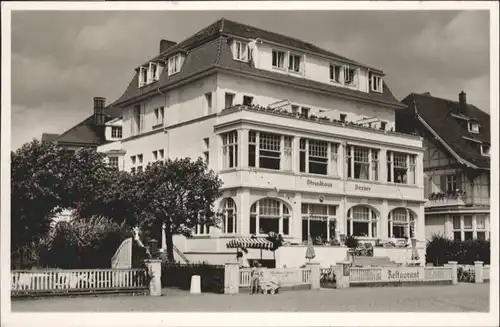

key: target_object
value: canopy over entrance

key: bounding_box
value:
[226,238,274,251]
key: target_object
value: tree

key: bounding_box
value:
[11,140,116,263]
[136,158,223,261]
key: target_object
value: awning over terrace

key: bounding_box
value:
[226,238,274,251]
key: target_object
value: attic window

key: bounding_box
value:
[468,122,480,133]
[148,62,162,83]
[329,64,342,83]
[481,144,490,156]
[272,50,286,69]
[233,41,248,62]
[139,67,148,87]
[168,54,182,75]
[344,66,356,86]
[369,73,383,93]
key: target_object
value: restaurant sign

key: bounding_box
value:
[385,268,422,282]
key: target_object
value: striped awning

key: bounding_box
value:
[226,238,274,250]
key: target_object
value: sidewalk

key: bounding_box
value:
[12,283,489,312]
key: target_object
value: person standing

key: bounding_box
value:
[250,261,260,294]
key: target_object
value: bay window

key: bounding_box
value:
[387,151,416,184]
[347,206,378,238]
[222,131,238,169]
[301,204,337,243]
[248,131,292,171]
[300,138,339,176]
[388,208,415,239]
[347,146,379,181]
[221,198,237,234]
[250,198,290,236]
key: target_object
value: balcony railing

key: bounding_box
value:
[219,104,419,138]
[426,191,466,207]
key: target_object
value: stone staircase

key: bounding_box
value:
[351,256,401,267]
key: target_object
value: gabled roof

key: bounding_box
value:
[114,28,402,108]
[41,133,60,143]
[52,106,122,147]
[401,93,490,169]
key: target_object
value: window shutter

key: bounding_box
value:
[456,173,462,191]
[440,175,446,192]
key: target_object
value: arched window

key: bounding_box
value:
[388,208,415,239]
[347,206,378,238]
[249,198,290,236]
[221,198,237,234]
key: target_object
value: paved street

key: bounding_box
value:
[12,283,489,312]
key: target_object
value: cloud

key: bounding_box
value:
[10,10,491,150]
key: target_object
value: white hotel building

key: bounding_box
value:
[98,19,426,267]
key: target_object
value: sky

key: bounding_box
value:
[10,9,491,150]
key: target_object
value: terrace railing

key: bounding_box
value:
[239,268,311,288]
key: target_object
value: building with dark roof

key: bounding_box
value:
[397,92,490,241]
[99,18,427,267]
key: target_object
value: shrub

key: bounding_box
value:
[344,235,359,249]
[426,234,490,266]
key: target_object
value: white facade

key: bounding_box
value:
[99,69,426,267]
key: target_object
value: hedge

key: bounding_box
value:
[426,234,490,266]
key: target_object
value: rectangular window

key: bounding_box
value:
[168,54,181,75]
[453,231,461,241]
[346,146,380,181]
[369,74,383,93]
[288,54,301,73]
[272,50,286,69]
[291,105,299,115]
[381,121,387,131]
[234,41,248,61]
[259,132,281,170]
[149,62,159,82]
[468,122,480,133]
[243,95,254,106]
[154,107,164,127]
[476,216,486,229]
[446,175,457,192]
[452,216,461,230]
[299,138,335,176]
[340,114,346,122]
[329,64,342,83]
[203,138,209,165]
[344,66,356,85]
[222,131,238,169]
[158,149,164,160]
[111,126,122,138]
[481,144,490,156]
[387,151,416,184]
[108,157,119,170]
[204,93,212,113]
[139,67,148,87]
[133,105,142,134]
[477,232,486,240]
[463,216,473,229]
[300,107,310,118]
[152,150,158,161]
[224,93,235,109]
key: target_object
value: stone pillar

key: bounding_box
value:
[292,193,302,244]
[144,259,162,296]
[239,129,249,168]
[474,261,484,284]
[335,261,351,289]
[448,261,458,285]
[306,262,321,290]
[238,189,250,235]
[380,200,389,239]
[224,262,240,294]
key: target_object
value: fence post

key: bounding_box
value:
[224,262,240,294]
[447,261,458,285]
[144,259,162,296]
[335,261,350,289]
[474,261,484,284]
[306,262,320,290]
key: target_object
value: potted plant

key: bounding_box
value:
[344,235,359,263]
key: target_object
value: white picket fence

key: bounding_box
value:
[11,268,148,296]
[239,268,311,287]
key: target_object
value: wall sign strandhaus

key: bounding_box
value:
[306,179,333,187]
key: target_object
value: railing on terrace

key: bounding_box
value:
[219,104,419,138]
[239,268,311,287]
[11,268,148,296]
[424,267,453,281]
[349,267,383,283]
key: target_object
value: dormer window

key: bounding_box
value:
[344,66,356,86]
[148,62,162,83]
[233,41,248,62]
[329,64,342,83]
[468,122,480,133]
[272,50,286,69]
[288,54,302,73]
[139,67,148,87]
[111,126,122,139]
[168,54,182,75]
[369,73,383,93]
[481,144,490,156]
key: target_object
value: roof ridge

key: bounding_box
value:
[215,37,223,65]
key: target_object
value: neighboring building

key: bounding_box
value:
[97,18,426,267]
[398,92,490,242]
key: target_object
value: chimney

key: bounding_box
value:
[159,39,177,54]
[458,91,467,114]
[422,92,431,96]
[93,97,106,125]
